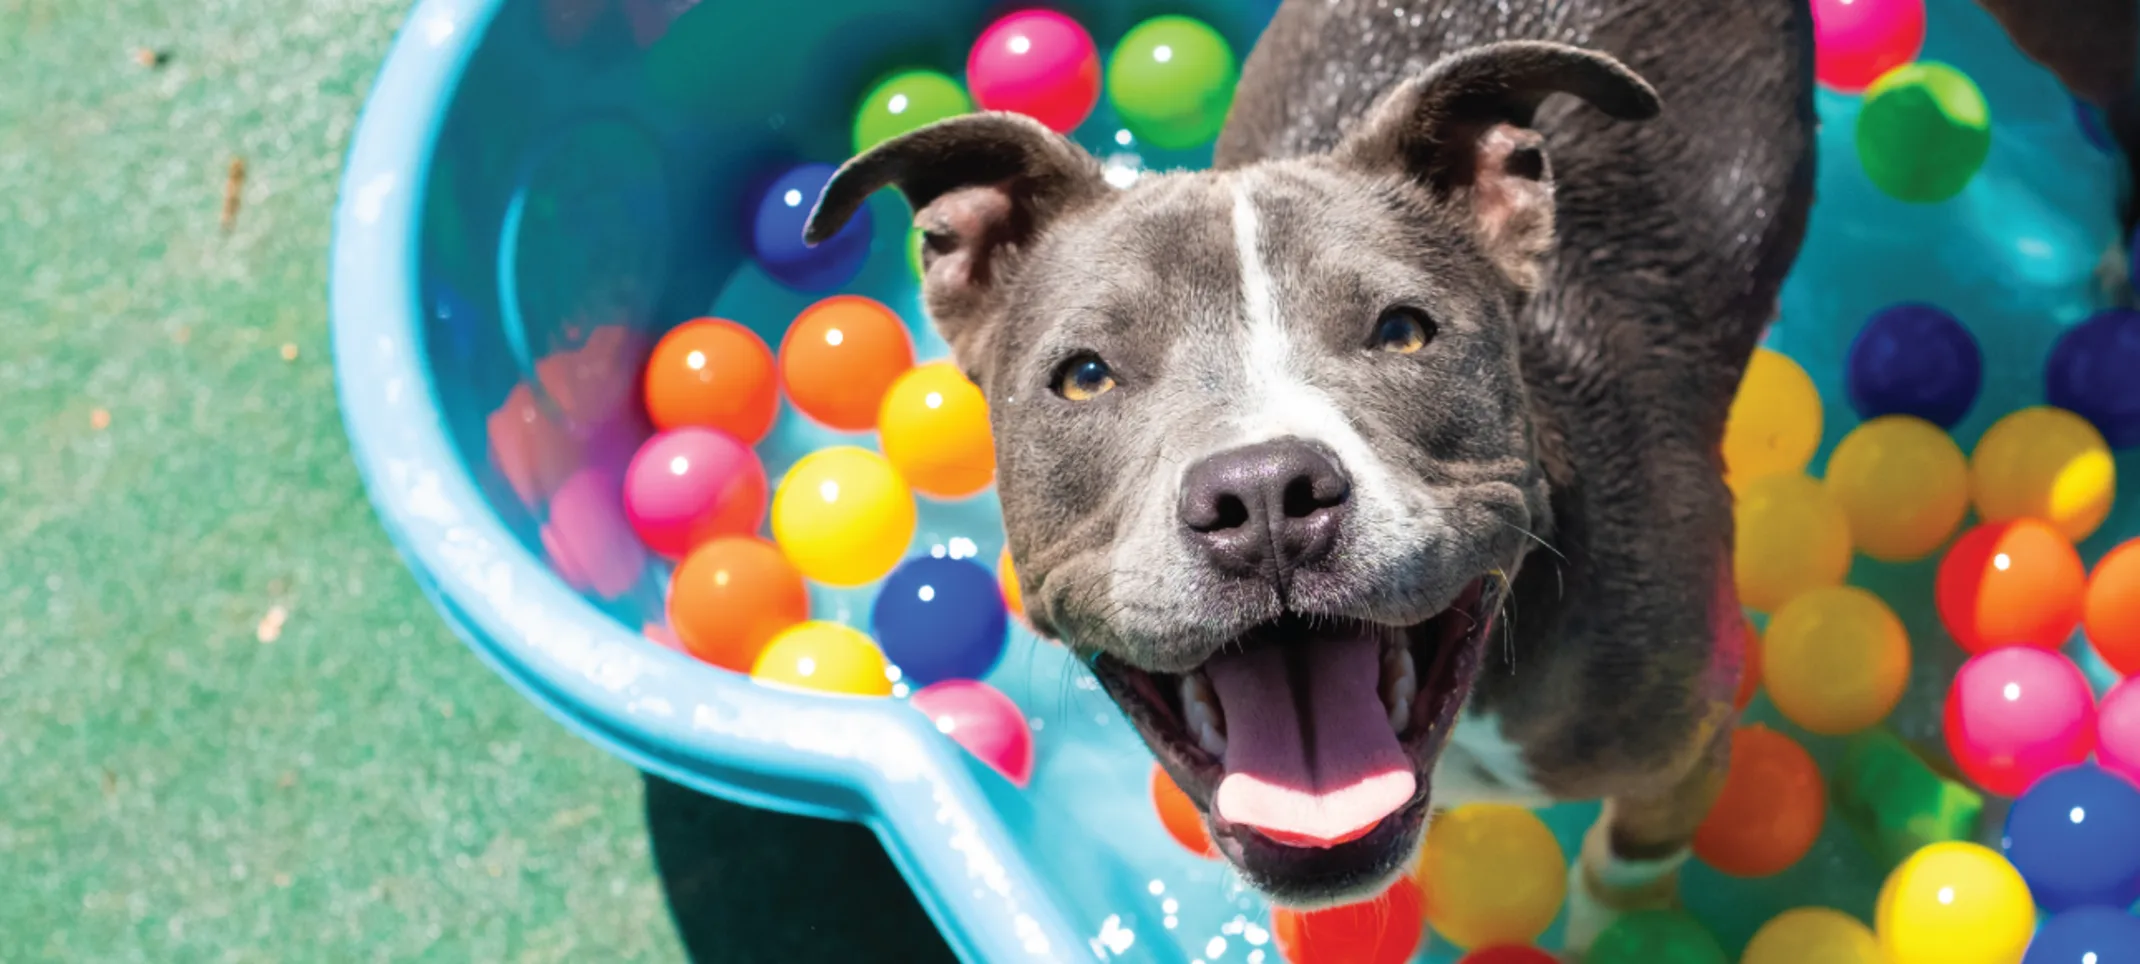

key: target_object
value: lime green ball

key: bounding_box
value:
[853,70,972,156]
[1105,16,1237,150]
[1855,62,1991,203]
[1588,911,1730,964]
[905,225,925,283]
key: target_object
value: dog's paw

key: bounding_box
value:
[1560,845,1690,958]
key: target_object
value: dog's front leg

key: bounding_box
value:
[1559,722,1732,958]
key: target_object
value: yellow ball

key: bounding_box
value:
[1824,415,1970,562]
[1415,803,1567,949]
[1763,587,1909,735]
[1970,406,2117,542]
[878,361,996,499]
[1743,908,1881,964]
[1734,473,1854,613]
[1724,348,1823,490]
[771,446,917,586]
[1875,842,2034,964]
[750,621,893,696]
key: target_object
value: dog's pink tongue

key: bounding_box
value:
[1205,634,1415,848]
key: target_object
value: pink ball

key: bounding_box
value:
[543,468,647,599]
[911,679,1035,787]
[623,427,767,560]
[966,10,1101,133]
[1812,0,1925,92]
[2101,677,2140,788]
[1945,647,2098,797]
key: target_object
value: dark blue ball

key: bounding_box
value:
[1846,302,1983,429]
[871,556,1008,687]
[2046,308,2140,449]
[2024,906,2140,964]
[749,163,871,292]
[2002,764,2140,914]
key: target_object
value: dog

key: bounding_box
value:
[804,0,2121,953]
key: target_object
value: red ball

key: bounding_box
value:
[1812,0,1926,92]
[1271,877,1426,964]
[1936,520,2087,654]
[966,10,1101,133]
[1459,947,1558,964]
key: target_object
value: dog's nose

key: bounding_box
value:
[1177,438,1351,576]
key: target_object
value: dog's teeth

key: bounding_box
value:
[1381,645,1418,734]
[1180,672,1228,758]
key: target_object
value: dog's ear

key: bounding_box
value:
[807,113,1109,377]
[1336,41,1660,291]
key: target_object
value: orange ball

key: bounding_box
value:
[1693,725,1825,877]
[1150,763,1215,858]
[1272,877,1427,964]
[779,295,915,431]
[667,537,811,672]
[1935,520,2087,654]
[2087,538,2140,675]
[643,318,779,443]
[1736,617,1763,712]
[998,547,1025,621]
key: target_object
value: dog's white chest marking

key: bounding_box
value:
[1431,711,1552,808]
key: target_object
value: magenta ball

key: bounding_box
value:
[543,468,647,599]
[911,679,1035,787]
[1944,647,2098,797]
[2101,678,2140,788]
[966,10,1101,133]
[1812,0,1925,92]
[622,427,768,560]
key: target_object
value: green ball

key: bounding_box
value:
[1855,62,1991,204]
[1588,910,1729,964]
[853,70,972,156]
[905,225,925,283]
[1105,16,1238,150]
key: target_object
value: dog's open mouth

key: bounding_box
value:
[1091,578,1494,880]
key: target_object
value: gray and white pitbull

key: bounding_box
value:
[806,0,1812,951]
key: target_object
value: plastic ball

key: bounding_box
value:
[2088,538,2140,676]
[2102,679,2140,788]
[2025,907,2140,964]
[1875,841,2034,964]
[911,680,1033,786]
[667,536,810,672]
[1105,15,1238,150]
[1585,910,1728,964]
[542,467,647,601]
[871,556,1009,686]
[998,547,1026,624]
[1743,908,1881,964]
[779,295,916,432]
[623,428,767,560]
[1733,472,1855,612]
[1824,416,1970,562]
[2001,764,2140,912]
[1846,302,1983,428]
[1693,725,1826,876]
[905,224,925,282]
[749,163,871,292]
[1971,406,2118,542]
[1150,763,1216,858]
[966,10,1101,133]
[1936,520,2087,653]
[1271,877,1426,964]
[643,318,779,443]
[1416,803,1566,949]
[878,361,996,498]
[1856,62,1992,203]
[1735,616,1763,712]
[1723,347,1823,490]
[1763,587,1910,735]
[2046,308,2140,450]
[770,446,917,586]
[1944,647,2097,798]
[1812,0,1925,92]
[750,621,893,697]
[853,69,972,155]
[1457,948,1557,964]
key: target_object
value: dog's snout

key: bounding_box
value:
[1177,437,1351,575]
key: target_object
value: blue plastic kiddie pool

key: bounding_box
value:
[332,0,2140,960]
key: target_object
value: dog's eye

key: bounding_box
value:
[1053,355,1117,401]
[1372,308,1434,354]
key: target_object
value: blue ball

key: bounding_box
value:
[2025,907,2140,964]
[1846,302,1983,429]
[2046,308,2140,449]
[871,556,1009,687]
[749,163,871,292]
[2002,764,2140,913]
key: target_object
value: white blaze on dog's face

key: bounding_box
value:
[808,41,1659,906]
